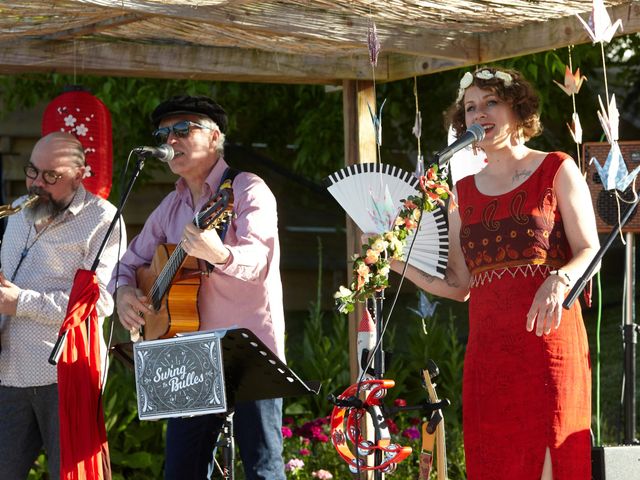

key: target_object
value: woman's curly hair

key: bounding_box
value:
[447,67,542,141]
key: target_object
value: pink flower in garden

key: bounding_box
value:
[283,417,295,425]
[281,426,293,438]
[394,398,407,407]
[402,426,421,440]
[285,458,305,472]
[409,417,421,425]
[313,470,334,479]
[299,448,311,456]
[296,418,330,443]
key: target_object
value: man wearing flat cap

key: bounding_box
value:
[111,95,286,479]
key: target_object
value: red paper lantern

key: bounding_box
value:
[42,87,113,199]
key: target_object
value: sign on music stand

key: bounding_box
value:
[134,331,226,420]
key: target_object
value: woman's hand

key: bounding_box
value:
[525,275,567,336]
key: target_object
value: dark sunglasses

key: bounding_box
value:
[23,164,66,185]
[152,120,212,145]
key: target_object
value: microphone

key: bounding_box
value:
[435,123,485,166]
[132,144,174,162]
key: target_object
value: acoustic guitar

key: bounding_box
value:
[135,185,234,340]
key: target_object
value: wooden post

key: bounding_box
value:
[342,79,377,480]
[342,79,376,383]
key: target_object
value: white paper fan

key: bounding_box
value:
[324,163,448,278]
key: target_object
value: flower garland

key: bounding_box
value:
[333,164,453,314]
[455,69,514,103]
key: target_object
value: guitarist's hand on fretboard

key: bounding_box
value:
[115,285,152,333]
[182,223,230,265]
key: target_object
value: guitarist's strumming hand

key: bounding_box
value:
[182,223,230,265]
[115,285,153,332]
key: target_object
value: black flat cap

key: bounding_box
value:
[151,95,228,133]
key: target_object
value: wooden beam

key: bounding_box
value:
[386,2,640,79]
[0,38,381,84]
[477,2,640,64]
[38,13,145,41]
[386,54,469,82]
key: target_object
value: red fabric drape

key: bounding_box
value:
[57,269,110,480]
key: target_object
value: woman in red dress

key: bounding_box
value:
[399,67,599,479]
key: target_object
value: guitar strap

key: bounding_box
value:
[215,166,240,242]
[200,166,241,274]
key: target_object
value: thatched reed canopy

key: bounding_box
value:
[0,0,638,84]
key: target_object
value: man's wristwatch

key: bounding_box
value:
[549,269,571,287]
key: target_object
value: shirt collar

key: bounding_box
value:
[175,156,230,200]
[66,184,88,217]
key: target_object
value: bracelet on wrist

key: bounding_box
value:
[549,269,571,287]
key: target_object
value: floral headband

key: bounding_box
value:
[455,69,514,103]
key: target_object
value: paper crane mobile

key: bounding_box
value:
[575,0,623,44]
[590,94,640,191]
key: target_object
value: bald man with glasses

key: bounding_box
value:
[0,131,125,478]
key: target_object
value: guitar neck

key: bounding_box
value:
[148,190,232,310]
[150,244,188,309]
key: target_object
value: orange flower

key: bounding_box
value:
[404,217,417,229]
[364,248,379,265]
[356,263,370,277]
[404,199,418,210]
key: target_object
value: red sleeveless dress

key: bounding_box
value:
[456,152,591,479]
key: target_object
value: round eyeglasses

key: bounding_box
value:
[152,120,212,145]
[23,165,66,185]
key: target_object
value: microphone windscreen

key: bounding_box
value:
[467,123,486,142]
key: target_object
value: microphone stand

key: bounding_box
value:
[563,196,640,444]
[49,153,147,365]
[372,290,385,480]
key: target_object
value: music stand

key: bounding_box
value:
[217,328,323,479]
[133,327,320,479]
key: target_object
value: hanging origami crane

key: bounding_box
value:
[591,142,640,192]
[408,290,440,319]
[554,63,586,167]
[412,80,425,178]
[367,98,387,147]
[567,112,583,145]
[367,21,381,67]
[590,94,640,191]
[575,0,623,44]
[597,94,619,144]
[553,66,587,96]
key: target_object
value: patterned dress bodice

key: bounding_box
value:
[456,152,573,287]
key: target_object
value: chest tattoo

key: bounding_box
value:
[512,169,533,183]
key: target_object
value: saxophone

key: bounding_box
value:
[0,194,40,219]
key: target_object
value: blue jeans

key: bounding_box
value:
[165,398,285,480]
[0,384,60,480]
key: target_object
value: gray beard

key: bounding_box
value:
[24,190,67,225]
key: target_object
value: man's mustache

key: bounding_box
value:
[27,187,51,202]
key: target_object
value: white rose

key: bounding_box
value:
[475,69,494,80]
[459,71,473,89]
[494,71,513,86]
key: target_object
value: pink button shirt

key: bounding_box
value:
[111,157,285,361]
